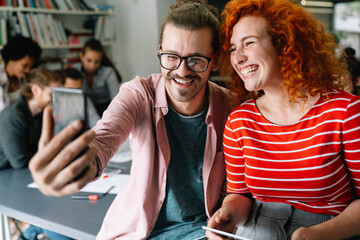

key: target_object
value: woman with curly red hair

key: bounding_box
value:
[206,0,360,239]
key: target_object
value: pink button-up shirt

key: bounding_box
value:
[92,74,237,239]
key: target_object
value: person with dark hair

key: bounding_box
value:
[28,0,237,239]
[206,0,360,239]
[344,47,360,95]
[0,36,42,112]
[62,67,100,128]
[0,67,71,240]
[72,38,122,116]
[0,67,62,169]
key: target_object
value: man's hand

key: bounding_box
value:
[29,106,98,197]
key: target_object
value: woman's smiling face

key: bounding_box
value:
[229,16,282,92]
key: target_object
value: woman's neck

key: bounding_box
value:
[256,90,320,125]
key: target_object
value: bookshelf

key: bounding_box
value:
[0,1,116,51]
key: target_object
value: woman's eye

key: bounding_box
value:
[244,41,254,47]
[229,48,236,53]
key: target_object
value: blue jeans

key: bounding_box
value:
[236,199,360,240]
[22,224,73,240]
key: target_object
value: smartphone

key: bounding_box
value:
[52,87,90,179]
[52,87,89,138]
[202,226,252,240]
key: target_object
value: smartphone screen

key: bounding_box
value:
[52,87,89,137]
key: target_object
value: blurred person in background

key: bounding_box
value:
[0,67,62,169]
[0,36,41,112]
[72,38,122,116]
[344,47,360,95]
[61,67,100,128]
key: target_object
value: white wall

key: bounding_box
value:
[95,0,174,82]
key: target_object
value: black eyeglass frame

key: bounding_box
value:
[157,52,213,73]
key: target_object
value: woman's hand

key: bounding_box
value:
[291,227,324,240]
[206,206,237,240]
[29,106,99,197]
[206,194,252,240]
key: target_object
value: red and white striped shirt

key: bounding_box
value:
[224,89,360,215]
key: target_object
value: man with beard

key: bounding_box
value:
[28,0,237,239]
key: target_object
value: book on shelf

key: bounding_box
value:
[32,0,41,8]
[63,49,81,67]
[23,0,30,8]
[28,0,35,8]
[71,0,81,10]
[76,0,92,10]
[16,11,30,37]
[92,4,115,12]
[94,16,115,42]
[57,21,68,44]
[50,15,63,45]
[64,0,76,11]
[43,0,54,9]
[49,0,59,9]
[46,14,59,45]
[47,15,62,45]
[9,12,21,36]
[53,0,67,10]
[17,0,24,7]
[37,14,52,46]
[0,18,8,46]
[94,16,104,40]
[68,29,92,45]
[11,0,17,7]
[29,12,44,46]
[25,13,37,41]
[63,0,72,10]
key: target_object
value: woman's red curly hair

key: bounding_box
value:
[220,0,348,103]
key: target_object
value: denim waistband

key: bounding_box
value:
[236,199,334,240]
[252,199,332,225]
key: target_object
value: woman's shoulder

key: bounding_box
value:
[98,66,114,75]
[0,100,28,126]
[324,89,360,105]
[228,98,257,118]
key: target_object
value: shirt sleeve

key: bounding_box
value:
[91,80,145,173]
[0,116,33,169]
[342,96,360,196]
[223,114,250,194]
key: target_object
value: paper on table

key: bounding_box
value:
[28,173,130,194]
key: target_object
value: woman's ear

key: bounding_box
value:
[31,84,42,97]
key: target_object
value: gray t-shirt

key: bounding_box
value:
[149,106,208,239]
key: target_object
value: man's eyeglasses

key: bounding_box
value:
[157,53,213,73]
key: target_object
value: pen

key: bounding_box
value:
[71,186,115,200]
[103,169,122,178]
